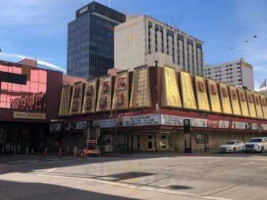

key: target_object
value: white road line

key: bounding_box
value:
[36,173,232,200]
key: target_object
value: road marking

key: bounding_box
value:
[36,173,232,200]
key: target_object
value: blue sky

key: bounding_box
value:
[0,0,267,89]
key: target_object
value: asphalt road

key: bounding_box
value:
[0,153,267,200]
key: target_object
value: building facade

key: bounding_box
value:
[204,58,254,90]
[114,15,204,75]
[52,64,267,153]
[0,60,63,154]
[67,1,126,79]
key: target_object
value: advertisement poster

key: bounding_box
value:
[229,85,241,116]
[161,65,182,108]
[69,82,84,115]
[112,70,129,110]
[130,66,151,108]
[180,71,197,110]
[237,88,249,117]
[253,92,264,119]
[207,79,222,113]
[246,90,257,118]
[96,76,112,112]
[82,79,97,114]
[195,75,210,111]
[260,95,267,119]
[218,83,232,114]
[59,85,72,116]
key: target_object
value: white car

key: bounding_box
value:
[243,137,267,153]
[219,140,244,153]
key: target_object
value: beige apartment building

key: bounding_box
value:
[204,58,254,90]
[114,15,204,75]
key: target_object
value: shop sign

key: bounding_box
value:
[261,124,267,130]
[191,118,207,127]
[123,114,160,127]
[76,121,87,130]
[252,123,259,130]
[93,119,117,128]
[50,123,61,132]
[13,111,46,120]
[161,115,184,126]
[232,121,246,129]
[218,121,230,128]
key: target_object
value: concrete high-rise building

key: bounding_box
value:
[67,1,126,78]
[114,15,204,75]
[204,58,254,90]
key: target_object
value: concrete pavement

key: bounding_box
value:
[1,153,267,199]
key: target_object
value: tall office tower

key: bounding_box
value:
[67,1,126,78]
[204,58,254,90]
[114,15,204,75]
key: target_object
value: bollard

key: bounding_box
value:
[58,147,62,158]
[26,147,29,156]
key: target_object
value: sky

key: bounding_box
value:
[0,0,267,89]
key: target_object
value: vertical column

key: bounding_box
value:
[150,24,155,54]
[193,41,197,75]
[174,33,178,65]
[168,35,173,62]
[157,31,162,53]
[163,28,167,54]
[183,37,188,72]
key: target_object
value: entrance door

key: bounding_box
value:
[147,135,155,151]
[160,134,168,150]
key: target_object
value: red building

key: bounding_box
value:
[0,60,63,154]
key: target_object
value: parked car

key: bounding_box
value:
[243,137,267,153]
[219,140,244,153]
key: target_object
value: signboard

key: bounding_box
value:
[122,114,160,127]
[253,92,264,119]
[261,124,267,131]
[218,83,232,114]
[59,85,72,116]
[229,85,241,116]
[112,70,129,110]
[232,121,247,129]
[161,66,182,108]
[219,120,230,129]
[260,95,267,119]
[69,82,84,115]
[195,75,210,111]
[96,76,112,112]
[93,119,117,128]
[161,115,184,126]
[76,121,87,130]
[207,79,222,113]
[50,123,61,132]
[252,123,259,130]
[237,88,249,117]
[82,79,97,114]
[180,71,197,110]
[13,111,46,120]
[246,90,257,118]
[130,66,151,108]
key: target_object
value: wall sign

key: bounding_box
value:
[13,111,46,120]
[123,114,160,127]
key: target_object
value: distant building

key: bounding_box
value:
[204,58,254,90]
[67,1,126,78]
[114,15,204,75]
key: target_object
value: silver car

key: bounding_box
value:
[219,140,244,153]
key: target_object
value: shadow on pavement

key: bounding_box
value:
[0,180,138,200]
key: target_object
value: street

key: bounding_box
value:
[1,153,267,200]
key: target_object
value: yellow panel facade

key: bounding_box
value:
[82,79,97,114]
[96,76,112,112]
[194,75,210,111]
[207,79,221,113]
[130,66,151,108]
[246,90,257,118]
[253,92,264,119]
[161,66,182,108]
[237,88,250,117]
[229,85,241,116]
[180,71,197,110]
[69,82,84,115]
[260,95,267,119]
[112,70,129,110]
[218,83,232,114]
[59,85,72,116]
